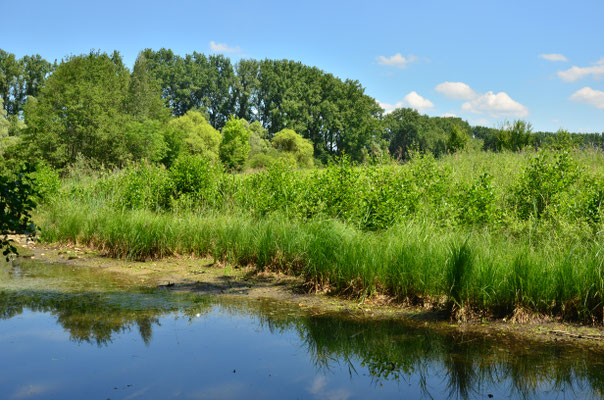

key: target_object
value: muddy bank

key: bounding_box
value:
[9,237,604,350]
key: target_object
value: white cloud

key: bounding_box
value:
[462,91,528,118]
[441,112,457,117]
[557,57,604,82]
[377,100,405,114]
[404,91,434,112]
[377,91,434,114]
[539,53,568,62]
[376,53,418,69]
[209,41,241,53]
[570,86,604,109]
[435,81,528,118]
[435,81,477,100]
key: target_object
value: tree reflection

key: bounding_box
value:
[1,290,603,399]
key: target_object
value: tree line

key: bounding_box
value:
[1,48,603,171]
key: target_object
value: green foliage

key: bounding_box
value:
[271,129,314,168]
[496,120,534,152]
[582,177,604,226]
[219,117,250,170]
[126,53,169,121]
[169,153,223,209]
[142,49,236,127]
[446,125,469,153]
[457,173,496,225]
[247,121,269,156]
[168,110,221,162]
[513,150,579,219]
[548,129,578,151]
[98,163,173,211]
[23,51,131,168]
[1,50,53,116]
[0,165,37,259]
[247,153,277,170]
[383,108,447,160]
[28,163,61,204]
[123,119,169,163]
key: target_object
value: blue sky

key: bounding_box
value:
[3,0,604,132]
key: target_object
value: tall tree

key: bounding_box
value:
[234,59,260,121]
[127,53,168,121]
[383,108,447,159]
[23,51,130,168]
[0,49,21,115]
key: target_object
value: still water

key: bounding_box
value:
[1,260,603,399]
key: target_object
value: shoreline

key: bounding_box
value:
[10,237,604,351]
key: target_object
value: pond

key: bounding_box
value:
[1,260,603,399]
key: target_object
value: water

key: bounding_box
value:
[1,260,603,399]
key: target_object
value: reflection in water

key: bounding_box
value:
[1,260,604,399]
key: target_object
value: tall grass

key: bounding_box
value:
[37,197,604,323]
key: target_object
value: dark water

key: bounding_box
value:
[1,261,604,399]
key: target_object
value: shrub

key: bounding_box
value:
[271,129,314,168]
[112,163,173,211]
[513,150,579,219]
[169,154,223,209]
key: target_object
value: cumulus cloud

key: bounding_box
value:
[209,41,241,53]
[570,86,604,109]
[557,57,604,82]
[462,91,528,118]
[377,100,405,114]
[377,91,434,114]
[404,91,434,112]
[435,81,477,100]
[441,112,457,118]
[376,53,418,69]
[539,53,568,62]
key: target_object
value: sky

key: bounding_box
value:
[3,0,603,132]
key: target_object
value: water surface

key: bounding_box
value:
[1,260,603,399]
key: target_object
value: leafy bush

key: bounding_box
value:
[1,165,37,258]
[29,163,61,204]
[457,173,496,225]
[169,154,223,208]
[513,150,579,219]
[219,117,250,171]
[108,163,173,211]
[271,129,314,168]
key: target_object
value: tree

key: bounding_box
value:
[496,120,534,151]
[168,110,221,163]
[127,54,168,121]
[234,59,260,121]
[219,117,250,170]
[247,121,269,156]
[122,120,168,163]
[383,108,447,160]
[271,129,314,168]
[0,49,21,115]
[447,125,469,153]
[23,51,131,168]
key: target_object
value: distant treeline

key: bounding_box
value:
[1,48,602,169]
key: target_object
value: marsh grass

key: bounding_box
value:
[34,149,604,322]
